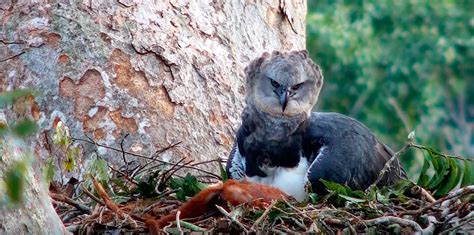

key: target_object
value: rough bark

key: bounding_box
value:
[0,0,306,233]
[0,138,68,234]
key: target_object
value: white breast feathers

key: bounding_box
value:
[246,157,310,202]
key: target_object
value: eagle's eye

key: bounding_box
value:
[291,82,303,90]
[270,79,280,88]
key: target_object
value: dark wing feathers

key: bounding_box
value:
[227,111,406,194]
[304,112,406,194]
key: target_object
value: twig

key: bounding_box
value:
[62,210,85,222]
[66,225,81,233]
[130,141,181,178]
[190,158,226,167]
[0,50,26,62]
[420,188,436,203]
[139,190,179,214]
[144,204,177,214]
[276,222,299,234]
[454,211,474,224]
[318,217,336,235]
[176,210,183,234]
[108,163,139,185]
[401,185,473,216]
[323,217,345,226]
[215,205,249,233]
[366,142,411,193]
[175,220,205,232]
[152,141,182,158]
[282,216,306,230]
[49,192,92,214]
[388,97,412,133]
[81,185,106,206]
[120,133,130,173]
[282,197,304,214]
[72,136,221,178]
[0,39,25,44]
[250,200,276,231]
[271,228,286,234]
[440,219,473,234]
[89,174,125,217]
[158,157,189,188]
[421,215,438,234]
[409,143,473,162]
[165,159,194,180]
[361,216,423,233]
[440,211,474,234]
[411,185,436,203]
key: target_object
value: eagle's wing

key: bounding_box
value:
[304,112,406,194]
[226,143,246,180]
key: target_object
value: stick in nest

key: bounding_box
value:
[401,185,473,216]
[366,142,411,193]
[89,174,125,218]
[73,136,221,179]
[360,216,423,233]
[49,192,92,214]
[250,200,276,231]
[176,211,183,234]
[215,205,249,233]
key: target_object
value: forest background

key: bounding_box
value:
[306,0,473,177]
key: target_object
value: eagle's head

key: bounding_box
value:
[245,50,323,117]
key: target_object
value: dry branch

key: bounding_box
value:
[50,192,92,214]
[215,205,249,233]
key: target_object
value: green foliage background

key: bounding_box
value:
[306,0,473,176]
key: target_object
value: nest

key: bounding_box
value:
[49,139,473,234]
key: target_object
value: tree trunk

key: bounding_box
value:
[0,0,306,232]
[0,138,68,234]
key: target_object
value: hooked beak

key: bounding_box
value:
[279,89,289,112]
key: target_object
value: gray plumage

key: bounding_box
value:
[226,51,406,200]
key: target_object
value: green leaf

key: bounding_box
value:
[11,119,38,137]
[339,194,366,203]
[136,179,158,198]
[112,195,130,204]
[308,193,321,203]
[461,159,473,187]
[219,162,228,182]
[0,89,36,107]
[90,155,109,182]
[81,154,110,195]
[434,158,462,196]
[375,192,390,204]
[52,121,70,147]
[43,158,55,185]
[5,161,27,204]
[111,178,130,194]
[64,150,75,172]
[320,179,348,192]
[169,174,207,201]
[427,156,449,190]
[417,155,431,187]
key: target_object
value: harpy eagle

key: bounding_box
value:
[226,51,406,201]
